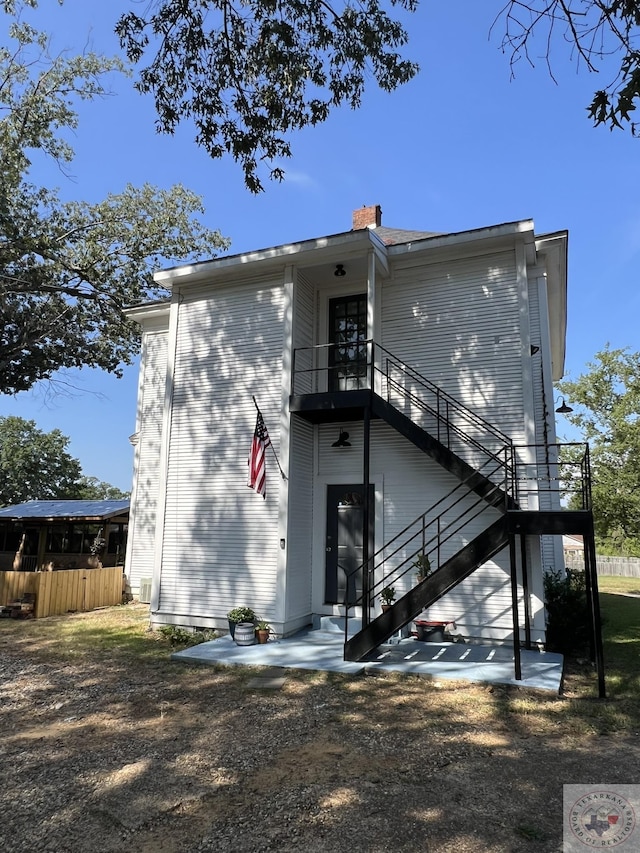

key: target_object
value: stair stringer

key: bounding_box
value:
[344,517,510,661]
[370,394,515,510]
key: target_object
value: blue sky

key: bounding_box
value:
[1,1,638,491]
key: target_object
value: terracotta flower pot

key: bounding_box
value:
[256,629,269,644]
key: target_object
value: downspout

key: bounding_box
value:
[520,534,532,649]
[515,238,535,655]
[509,534,522,680]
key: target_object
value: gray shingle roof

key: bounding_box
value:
[371,226,442,246]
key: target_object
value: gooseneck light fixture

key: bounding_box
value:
[555,397,573,414]
[331,429,351,448]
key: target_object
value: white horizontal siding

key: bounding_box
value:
[126,330,167,592]
[292,273,315,394]
[285,417,314,619]
[157,279,285,621]
[317,420,519,638]
[369,424,514,636]
[423,548,527,643]
[382,250,525,444]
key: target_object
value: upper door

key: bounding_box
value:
[328,294,368,391]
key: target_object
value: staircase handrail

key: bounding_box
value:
[511,442,592,511]
[291,339,514,464]
[368,451,512,573]
[343,441,593,647]
[342,491,501,646]
[372,341,513,450]
[342,447,515,644]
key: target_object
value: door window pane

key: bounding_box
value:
[328,294,368,391]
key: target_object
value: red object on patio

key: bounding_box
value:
[414,620,447,642]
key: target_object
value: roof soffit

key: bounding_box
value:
[535,231,568,382]
[153,229,385,290]
[124,300,170,325]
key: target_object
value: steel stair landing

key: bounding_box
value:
[291,388,514,510]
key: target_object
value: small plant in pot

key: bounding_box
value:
[379,585,396,612]
[413,553,432,583]
[227,606,256,638]
[255,619,271,644]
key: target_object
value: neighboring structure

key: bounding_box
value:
[0,500,129,571]
[563,534,585,558]
[124,205,600,672]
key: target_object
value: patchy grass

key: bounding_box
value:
[0,602,169,663]
[1,591,639,733]
[599,591,640,700]
[2,593,640,852]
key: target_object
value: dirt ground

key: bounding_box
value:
[0,603,638,853]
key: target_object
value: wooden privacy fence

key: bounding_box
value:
[0,567,124,618]
[566,556,640,579]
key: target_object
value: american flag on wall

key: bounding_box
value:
[247,409,271,498]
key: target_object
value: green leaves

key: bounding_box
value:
[1,178,229,393]
[558,346,640,556]
[1,6,230,394]
[116,0,419,192]
[0,417,127,505]
[0,416,82,505]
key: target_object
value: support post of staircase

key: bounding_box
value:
[509,533,522,680]
[584,521,606,699]
[520,534,532,650]
[362,403,371,628]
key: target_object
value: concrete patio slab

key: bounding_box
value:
[364,640,564,692]
[172,630,366,674]
[173,627,564,693]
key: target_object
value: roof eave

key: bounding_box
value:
[536,231,568,382]
[123,300,170,323]
[153,229,381,289]
[385,219,536,256]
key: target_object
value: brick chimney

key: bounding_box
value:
[352,204,382,230]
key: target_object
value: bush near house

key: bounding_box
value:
[543,567,590,654]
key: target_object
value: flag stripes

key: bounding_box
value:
[247,410,271,498]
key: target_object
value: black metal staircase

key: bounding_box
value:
[344,518,510,660]
[291,341,516,509]
[290,340,605,696]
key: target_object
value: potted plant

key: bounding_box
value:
[413,553,432,583]
[410,552,449,641]
[379,585,396,612]
[226,606,256,639]
[88,530,106,569]
[255,619,271,644]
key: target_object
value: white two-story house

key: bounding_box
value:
[124,205,598,666]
